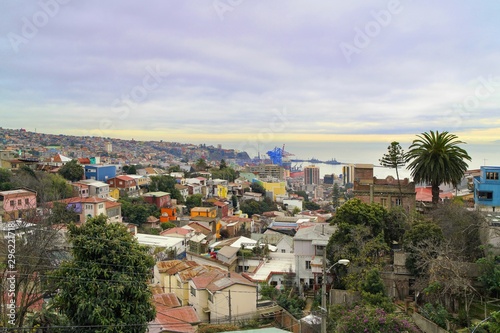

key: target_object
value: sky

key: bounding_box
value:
[2,1,500,151]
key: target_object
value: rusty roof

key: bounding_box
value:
[153,292,181,308]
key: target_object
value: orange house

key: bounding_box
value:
[160,207,177,223]
[190,207,216,218]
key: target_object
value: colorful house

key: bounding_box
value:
[143,191,171,208]
[0,189,37,221]
[474,166,500,211]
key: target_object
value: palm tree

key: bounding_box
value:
[406,130,471,206]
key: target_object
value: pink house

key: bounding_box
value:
[0,189,37,221]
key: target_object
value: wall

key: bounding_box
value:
[412,312,449,333]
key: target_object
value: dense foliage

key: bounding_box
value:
[58,159,84,182]
[52,215,156,333]
[119,197,159,226]
[329,305,421,333]
[149,175,183,203]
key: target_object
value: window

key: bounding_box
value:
[98,204,104,209]
[85,204,93,210]
[281,249,286,253]
[316,245,324,256]
[305,260,311,270]
[208,293,213,303]
[380,198,387,207]
[395,198,402,206]
[25,198,29,205]
[10,200,14,207]
[477,191,493,200]
[486,172,499,180]
[190,286,196,296]
[17,199,22,206]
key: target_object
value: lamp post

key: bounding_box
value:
[321,252,349,333]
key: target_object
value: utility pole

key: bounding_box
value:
[321,251,327,333]
[228,290,232,324]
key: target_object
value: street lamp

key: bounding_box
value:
[321,255,349,333]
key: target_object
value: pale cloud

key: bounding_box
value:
[1,0,500,146]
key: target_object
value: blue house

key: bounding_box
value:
[84,165,116,182]
[473,166,500,211]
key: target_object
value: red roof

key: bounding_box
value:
[161,227,190,237]
[154,293,181,308]
[415,187,454,202]
[152,306,199,333]
[115,175,135,181]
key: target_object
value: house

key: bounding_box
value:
[107,175,140,197]
[473,166,500,254]
[213,200,230,218]
[135,233,187,259]
[149,288,200,333]
[189,271,257,323]
[54,197,115,223]
[474,166,500,211]
[160,207,177,222]
[293,223,337,294]
[0,189,37,222]
[190,207,216,218]
[143,191,171,209]
[72,183,89,198]
[352,164,416,212]
[74,180,110,199]
[220,216,252,238]
[144,216,161,230]
[175,184,190,201]
[84,164,116,182]
[242,192,263,202]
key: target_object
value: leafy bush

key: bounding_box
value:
[331,305,421,333]
[421,303,450,329]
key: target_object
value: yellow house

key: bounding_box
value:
[190,207,217,218]
[256,180,286,200]
[216,185,229,199]
[109,188,120,200]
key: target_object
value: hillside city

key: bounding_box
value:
[1,127,499,333]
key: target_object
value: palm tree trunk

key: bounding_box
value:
[432,183,440,206]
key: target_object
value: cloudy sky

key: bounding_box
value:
[2,0,500,147]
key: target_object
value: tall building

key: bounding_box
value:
[304,165,320,185]
[106,142,112,153]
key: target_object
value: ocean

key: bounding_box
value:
[224,140,500,180]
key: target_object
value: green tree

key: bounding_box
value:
[52,215,156,333]
[477,250,500,298]
[194,158,208,171]
[185,194,203,212]
[123,165,137,174]
[332,183,340,209]
[405,131,471,206]
[304,201,320,211]
[0,167,14,190]
[380,141,405,200]
[231,194,238,210]
[119,197,157,226]
[360,268,394,312]
[58,159,84,182]
[219,159,227,169]
[403,221,444,276]
[250,182,266,195]
[149,175,183,203]
[160,222,176,230]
